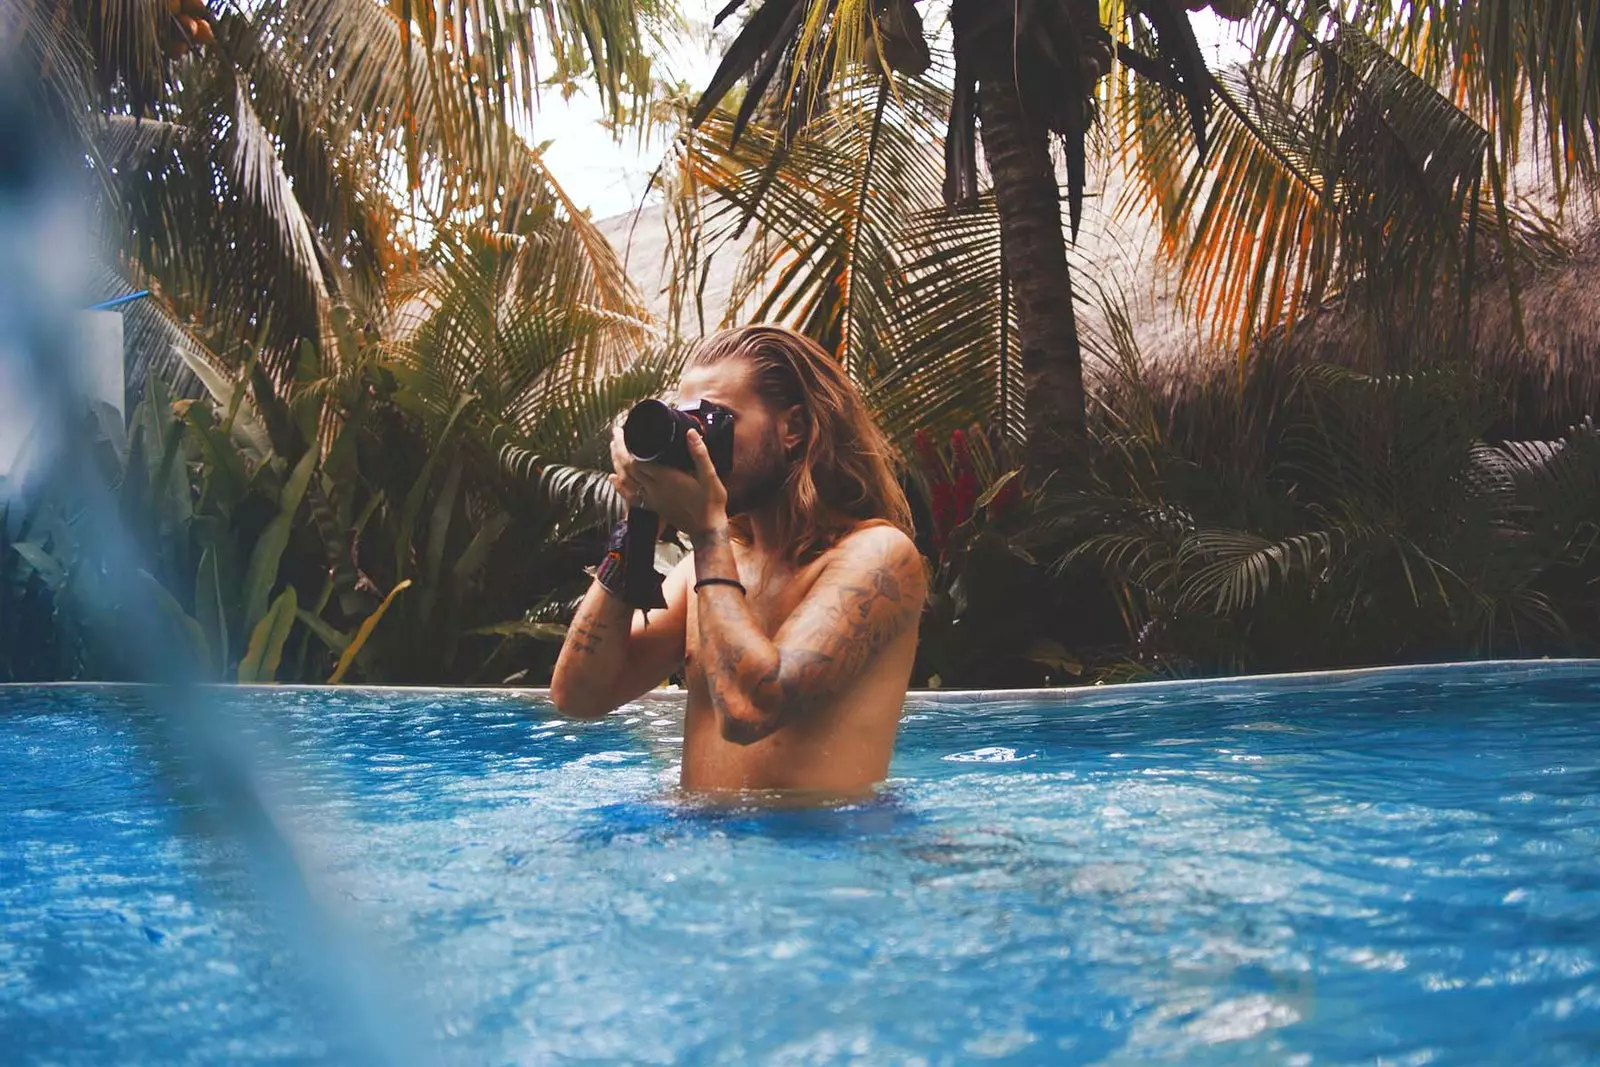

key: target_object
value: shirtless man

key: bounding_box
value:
[550,325,928,795]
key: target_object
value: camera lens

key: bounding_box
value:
[623,399,679,463]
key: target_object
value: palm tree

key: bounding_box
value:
[664,73,1088,448]
[688,0,1600,479]
[6,0,679,682]
[8,0,665,377]
[691,0,1222,476]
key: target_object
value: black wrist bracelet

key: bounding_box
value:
[694,577,746,595]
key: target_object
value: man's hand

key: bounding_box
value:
[622,427,729,539]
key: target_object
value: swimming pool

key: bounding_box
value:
[4,661,1599,1064]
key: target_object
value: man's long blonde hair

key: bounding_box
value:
[688,325,913,562]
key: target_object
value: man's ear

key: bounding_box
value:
[780,405,806,454]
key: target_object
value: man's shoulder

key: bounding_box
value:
[819,522,926,598]
[828,520,919,561]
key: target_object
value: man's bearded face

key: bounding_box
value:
[677,360,793,517]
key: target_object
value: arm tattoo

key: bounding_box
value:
[568,618,609,655]
[703,534,924,744]
[766,552,915,720]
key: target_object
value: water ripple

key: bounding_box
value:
[1,663,1599,1064]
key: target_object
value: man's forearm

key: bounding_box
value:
[549,580,633,719]
[691,524,786,743]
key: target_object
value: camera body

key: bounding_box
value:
[623,398,735,479]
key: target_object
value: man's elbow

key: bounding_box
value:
[717,694,782,746]
[548,676,612,721]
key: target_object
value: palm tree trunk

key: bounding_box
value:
[976,74,1085,476]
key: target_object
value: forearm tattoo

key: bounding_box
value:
[568,617,609,656]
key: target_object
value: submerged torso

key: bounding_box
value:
[680,534,918,794]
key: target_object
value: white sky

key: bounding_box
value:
[533,3,1252,222]
[532,0,727,221]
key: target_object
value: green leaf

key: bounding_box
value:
[450,513,512,590]
[135,569,210,671]
[295,608,351,654]
[184,403,250,513]
[1022,639,1083,677]
[395,392,474,579]
[194,545,230,675]
[975,469,1022,511]
[146,378,192,531]
[174,345,273,461]
[417,457,464,625]
[11,542,67,591]
[238,587,298,683]
[328,579,412,684]
[467,619,569,641]
[242,448,317,637]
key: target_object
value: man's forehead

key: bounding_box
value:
[678,360,758,404]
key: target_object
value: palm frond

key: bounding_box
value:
[492,350,684,526]
[1113,14,1561,352]
[1175,527,1345,613]
[668,71,1034,446]
[1341,0,1600,207]
[866,195,1019,444]
[260,0,659,138]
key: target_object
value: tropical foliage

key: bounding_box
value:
[4,0,1600,687]
[1038,323,1600,683]
[664,74,1031,448]
[1,0,674,683]
[682,0,1599,476]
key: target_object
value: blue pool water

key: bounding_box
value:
[3,662,1600,1064]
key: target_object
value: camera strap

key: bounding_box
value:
[594,508,668,614]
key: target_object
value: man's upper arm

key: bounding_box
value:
[765,526,927,719]
[609,556,691,707]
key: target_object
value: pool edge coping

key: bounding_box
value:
[3,657,1596,706]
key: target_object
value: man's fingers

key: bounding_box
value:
[686,429,717,482]
[610,425,631,469]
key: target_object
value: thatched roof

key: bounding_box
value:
[593,173,1596,435]
[1269,223,1600,434]
[1469,228,1600,379]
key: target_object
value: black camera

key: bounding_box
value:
[623,399,735,479]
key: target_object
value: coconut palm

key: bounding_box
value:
[668,74,1144,450]
[7,0,665,377]
[689,0,1600,480]
[1115,2,1581,357]
[7,0,679,682]
[690,0,1228,476]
